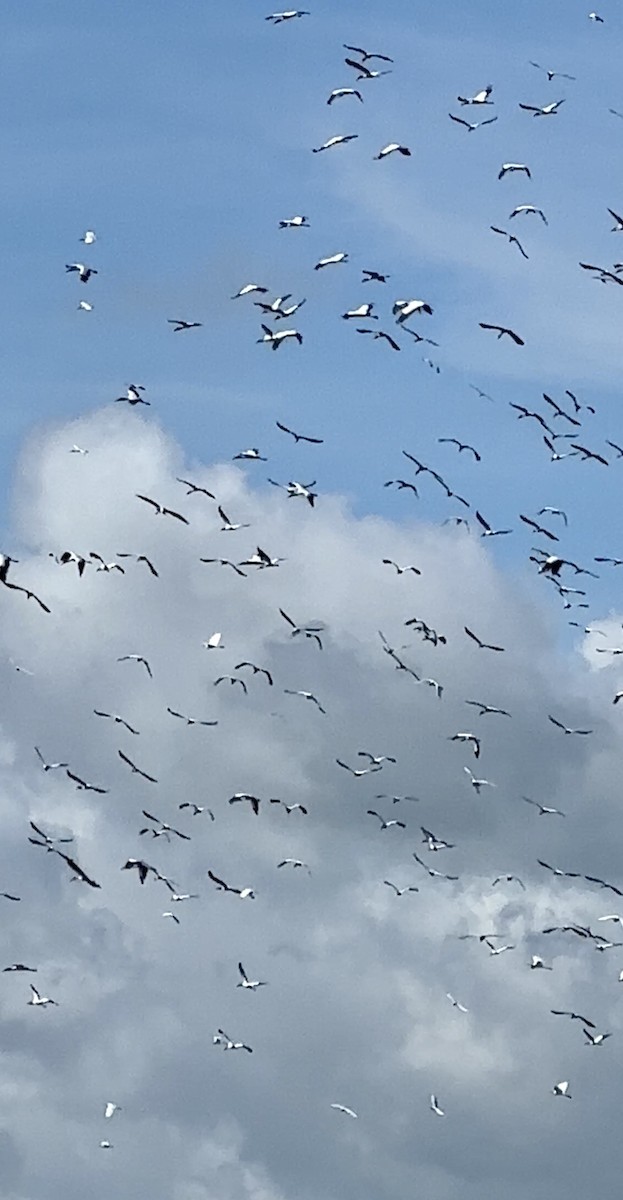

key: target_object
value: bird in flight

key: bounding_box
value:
[330,1103,358,1118]
[237,962,267,990]
[118,749,158,783]
[449,113,498,132]
[519,99,565,117]
[464,626,506,653]
[265,10,310,22]
[312,135,358,154]
[117,654,153,677]
[136,495,189,523]
[457,85,493,106]
[498,163,531,181]
[167,319,202,331]
[479,322,525,345]
[548,715,593,736]
[522,796,566,817]
[275,421,323,444]
[490,226,529,259]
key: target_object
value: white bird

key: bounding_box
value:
[93,710,139,735]
[162,912,180,924]
[446,993,468,1012]
[583,1029,612,1045]
[314,133,357,153]
[312,135,358,153]
[342,303,378,320]
[519,99,565,117]
[498,163,531,180]
[28,985,57,1007]
[327,88,363,105]
[279,215,310,228]
[34,746,69,773]
[336,759,382,777]
[269,478,317,506]
[77,300,94,311]
[117,654,153,678]
[284,688,326,713]
[449,731,481,758]
[204,632,223,650]
[522,795,565,816]
[99,1141,113,1150]
[465,700,511,717]
[588,12,604,22]
[430,1095,445,1116]
[116,384,148,406]
[90,552,125,573]
[492,875,526,890]
[384,881,419,896]
[315,252,349,269]
[330,1103,358,1118]
[383,559,421,575]
[359,751,397,766]
[598,914,623,926]
[80,230,96,244]
[231,283,268,299]
[257,324,303,349]
[265,10,310,22]
[136,494,188,523]
[65,262,97,282]
[529,62,576,82]
[552,1081,571,1097]
[509,205,548,224]
[104,1103,121,1120]
[457,85,493,106]
[463,766,496,793]
[448,113,498,132]
[277,858,310,872]
[393,299,433,322]
[237,962,268,990]
[233,448,267,462]
[374,143,411,160]
[530,955,553,970]
[484,940,515,956]
[69,444,89,454]
[367,810,406,830]
[213,1028,252,1052]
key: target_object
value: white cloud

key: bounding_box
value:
[0,410,622,1200]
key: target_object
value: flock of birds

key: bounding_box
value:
[5,6,623,1190]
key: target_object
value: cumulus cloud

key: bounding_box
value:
[0,409,622,1200]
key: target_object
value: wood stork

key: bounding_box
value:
[257,325,303,349]
[312,135,358,153]
[65,263,97,282]
[374,143,411,159]
[327,88,363,105]
[498,163,531,180]
[457,85,493,105]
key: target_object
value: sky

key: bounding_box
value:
[2,2,623,1198]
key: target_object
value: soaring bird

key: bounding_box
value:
[265,10,310,22]
[167,319,202,331]
[237,963,267,990]
[312,135,358,153]
[374,143,411,160]
[457,85,493,106]
[327,88,363,105]
[135,495,189,523]
[479,322,525,345]
[65,263,97,282]
[519,99,565,116]
[449,113,498,132]
[498,163,531,181]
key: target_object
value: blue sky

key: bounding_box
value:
[3,7,623,1197]
[4,0,623,565]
